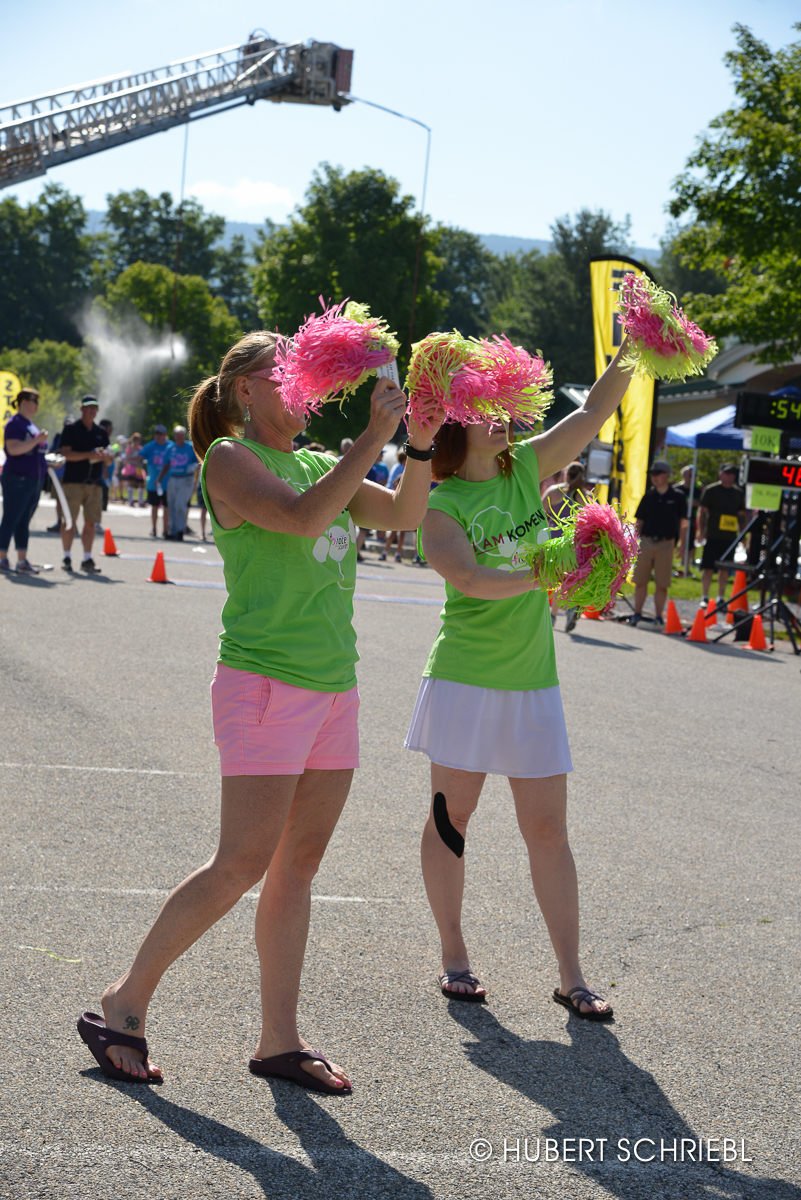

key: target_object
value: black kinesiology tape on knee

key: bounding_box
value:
[433,792,464,858]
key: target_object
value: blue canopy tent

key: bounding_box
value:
[664,406,745,571]
[664,404,744,450]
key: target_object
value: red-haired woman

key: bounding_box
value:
[405,346,631,1018]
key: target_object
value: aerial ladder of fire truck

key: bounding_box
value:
[0,33,354,189]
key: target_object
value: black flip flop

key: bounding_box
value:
[77,1011,163,1082]
[438,969,487,1003]
[552,987,613,1021]
[249,1049,352,1095]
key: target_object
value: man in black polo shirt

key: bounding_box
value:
[59,395,112,574]
[629,460,687,627]
[698,463,747,613]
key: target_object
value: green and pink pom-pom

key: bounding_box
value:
[273,299,400,418]
[617,273,717,382]
[517,498,639,615]
[406,331,553,431]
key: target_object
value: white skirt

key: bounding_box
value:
[404,677,573,778]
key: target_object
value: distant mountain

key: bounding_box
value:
[86,211,658,263]
[480,233,551,257]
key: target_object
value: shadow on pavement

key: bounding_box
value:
[449,1004,799,1199]
[121,1083,434,1199]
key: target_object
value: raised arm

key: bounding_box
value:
[348,413,440,532]
[530,341,632,480]
[422,508,537,600]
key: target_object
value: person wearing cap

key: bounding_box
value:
[137,424,174,538]
[155,425,199,540]
[58,396,112,574]
[698,463,747,613]
[629,460,687,627]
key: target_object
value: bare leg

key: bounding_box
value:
[701,567,714,599]
[654,584,667,617]
[717,568,729,604]
[101,773,300,1078]
[509,774,610,1016]
[420,764,486,997]
[633,581,648,614]
[80,522,95,557]
[254,768,354,1090]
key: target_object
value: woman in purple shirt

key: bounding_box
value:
[0,388,48,575]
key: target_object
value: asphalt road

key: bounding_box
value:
[1,499,799,1200]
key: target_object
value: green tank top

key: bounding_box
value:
[423,439,558,691]
[201,438,358,691]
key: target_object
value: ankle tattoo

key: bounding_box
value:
[124,1015,140,1030]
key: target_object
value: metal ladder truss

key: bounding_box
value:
[0,36,353,188]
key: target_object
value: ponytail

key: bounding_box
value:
[187,330,281,459]
[187,376,235,459]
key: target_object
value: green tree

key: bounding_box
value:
[0,184,94,346]
[669,23,801,361]
[92,262,240,428]
[213,234,259,328]
[656,223,728,301]
[487,209,632,388]
[0,338,94,433]
[253,164,445,448]
[430,226,496,338]
[100,189,226,282]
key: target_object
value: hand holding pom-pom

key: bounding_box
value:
[517,497,639,616]
[617,273,717,382]
[272,299,400,419]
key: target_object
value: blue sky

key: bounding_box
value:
[4,0,797,250]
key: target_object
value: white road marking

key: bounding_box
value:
[3,884,395,903]
[0,762,201,776]
[355,593,441,606]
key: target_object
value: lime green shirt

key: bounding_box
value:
[201,439,358,691]
[423,439,558,691]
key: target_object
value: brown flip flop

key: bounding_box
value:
[553,987,613,1021]
[249,1049,352,1095]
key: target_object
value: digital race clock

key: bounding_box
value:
[742,457,801,490]
[735,390,801,432]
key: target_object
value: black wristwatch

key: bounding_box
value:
[402,441,435,462]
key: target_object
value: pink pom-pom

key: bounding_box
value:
[406,332,473,431]
[558,502,640,614]
[469,336,553,427]
[617,273,717,382]
[272,298,399,418]
[406,331,552,429]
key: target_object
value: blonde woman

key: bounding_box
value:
[78,331,441,1094]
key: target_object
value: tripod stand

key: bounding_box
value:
[709,517,801,653]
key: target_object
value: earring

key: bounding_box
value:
[243,406,251,424]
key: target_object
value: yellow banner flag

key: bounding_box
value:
[1,370,21,427]
[590,258,656,517]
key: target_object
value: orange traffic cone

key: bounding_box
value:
[704,599,719,624]
[746,613,768,651]
[149,551,169,583]
[727,571,749,623]
[687,607,708,643]
[103,528,119,556]
[664,600,684,635]
[582,606,603,620]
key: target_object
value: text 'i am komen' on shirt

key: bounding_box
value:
[423,439,559,692]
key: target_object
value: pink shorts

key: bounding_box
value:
[210,663,360,776]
